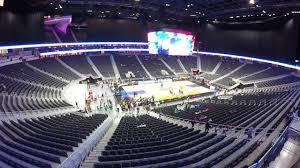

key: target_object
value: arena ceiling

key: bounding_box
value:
[3,0,300,24]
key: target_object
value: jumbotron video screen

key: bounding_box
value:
[148,29,195,56]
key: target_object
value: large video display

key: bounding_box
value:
[148,30,195,56]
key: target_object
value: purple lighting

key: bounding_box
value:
[44,16,72,34]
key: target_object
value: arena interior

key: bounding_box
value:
[0,0,300,168]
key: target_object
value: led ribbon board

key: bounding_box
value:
[0,42,298,70]
[0,42,148,50]
[193,51,300,70]
[40,48,149,56]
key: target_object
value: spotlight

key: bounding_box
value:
[249,0,255,5]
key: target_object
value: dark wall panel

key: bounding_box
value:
[0,11,44,45]
[86,19,148,42]
[82,19,194,42]
[197,18,298,63]
[82,18,298,63]
[0,13,297,63]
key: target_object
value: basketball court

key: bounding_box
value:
[120,80,214,101]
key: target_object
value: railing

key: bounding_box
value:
[242,82,300,92]
[289,116,300,133]
[155,112,283,137]
[58,114,113,168]
[0,106,76,121]
[248,126,289,168]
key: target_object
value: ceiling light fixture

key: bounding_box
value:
[249,0,255,5]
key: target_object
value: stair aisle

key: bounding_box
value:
[80,114,123,168]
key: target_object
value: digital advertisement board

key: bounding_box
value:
[148,29,195,56]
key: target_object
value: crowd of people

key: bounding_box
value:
[119,95,154,112]
[97,99,113,112]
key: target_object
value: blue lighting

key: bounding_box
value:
[40,48,149,56]
[0,42,298,70]
[0,42,148,50]
[193,51,300,70]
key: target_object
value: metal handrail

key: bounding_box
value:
[158,112,281,134]
[249,126,289,168]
